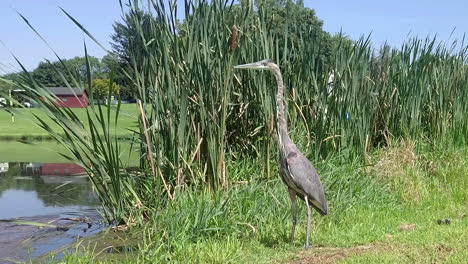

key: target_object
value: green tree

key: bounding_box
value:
[0,79,14,105]
[101,54,129,94]
[91,78,121,98]
[0,72,27,106]
[32,61,71,87]
[256,0,335,71]
[110,9,155,101]
[109,1,353,101]
[66,56,105,79]
[182,0,349,72]
[0,72,22,91]
[31,56,105,87]
[111,9,154,67]
[101,54,120,73]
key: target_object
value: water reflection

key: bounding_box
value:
[0,162,98,219]
[0,162,85,176]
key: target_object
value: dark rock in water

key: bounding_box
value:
[0,213,103,263]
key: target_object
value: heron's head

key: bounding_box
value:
[234,59,277,71]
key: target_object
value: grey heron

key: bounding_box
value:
[234,59,328,249]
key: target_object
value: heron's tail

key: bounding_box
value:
[309,198,328,216]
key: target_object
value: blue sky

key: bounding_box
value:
[312,1,467,47]
[1,0,467,74]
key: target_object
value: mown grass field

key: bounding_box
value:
[0,104,138,140]
[0,140,67,162]
[53,142,467,264]
[0,140,140,166]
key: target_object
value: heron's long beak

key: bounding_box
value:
[234,62,268,70]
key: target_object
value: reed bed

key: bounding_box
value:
[125,0,467,188]
[2,0,467,225]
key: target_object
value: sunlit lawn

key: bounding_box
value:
[0,140,139,165]
[0,104,139,164]
[0,104,138,140]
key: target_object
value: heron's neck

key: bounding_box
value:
[273,67,288,144]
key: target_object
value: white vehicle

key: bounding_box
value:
[0,97,6,107]
[0,163,8,174]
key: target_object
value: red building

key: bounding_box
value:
[48,87,88,108]
[41,163,86,176]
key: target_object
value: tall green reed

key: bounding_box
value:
[99,0,468,193]
[2,0,467,225]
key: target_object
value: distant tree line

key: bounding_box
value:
[110,0,355,76]
[2,0,355,102]
[0,55,131,101]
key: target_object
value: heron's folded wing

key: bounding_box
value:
[286,151,328,215]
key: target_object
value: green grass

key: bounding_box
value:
[4,0,467,262]
[8,0,467,229]
[0,140,66,162]
[0,104,138,140]
[0,140,140,166]
[47,142,467,263]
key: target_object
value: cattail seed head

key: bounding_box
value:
[230,25,238,52]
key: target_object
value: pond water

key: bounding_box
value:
[0,162,98,219]
[0,162,103,263]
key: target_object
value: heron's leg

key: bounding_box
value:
[304,196,311,249]
[288,188,297,243]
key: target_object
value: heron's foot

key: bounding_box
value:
[303,243,311,249]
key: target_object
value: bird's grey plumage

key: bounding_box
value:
[280,138,328,215]
[235,59,328,248]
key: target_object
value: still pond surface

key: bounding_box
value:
[0,162,98,219]
[0,161,102,263]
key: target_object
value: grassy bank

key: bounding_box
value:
[4,1,467,263]
[0,140,67,162]
[8,0,467,224]
[52,141,467,263]
[0,140,139,166]
[0,104,137,140]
